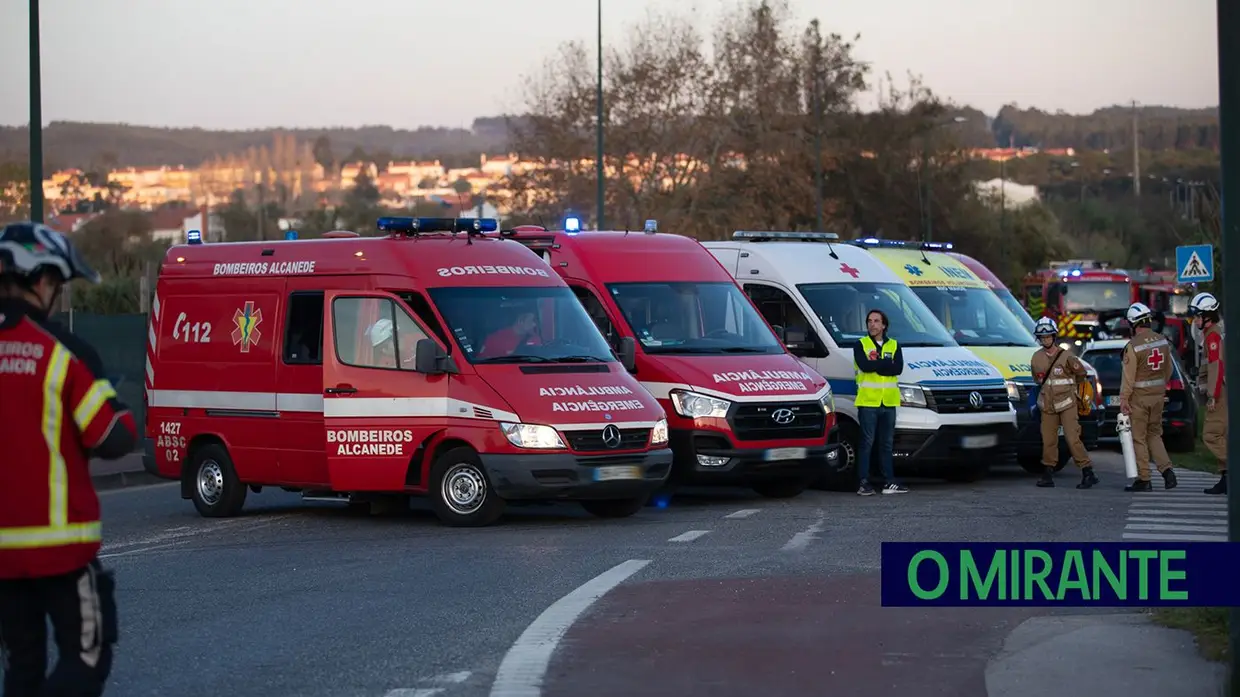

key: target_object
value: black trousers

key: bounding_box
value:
[0,559,116,697]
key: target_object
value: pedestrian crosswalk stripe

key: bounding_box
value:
[1121,532,1227,542]
[1129,509,1226,517]
[1126,523,1227,533]
[1128,516,1228,524]
[1122,480,1229,542]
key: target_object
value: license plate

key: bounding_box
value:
[764,447,808,462]
[593,465,641,481]
[1106,396,1121,406]
[961,434,998,449]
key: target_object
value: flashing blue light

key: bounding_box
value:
[850,238,953,252]
[1072,269,1082,276]
[285,229,298,240]
[922,241,954,251]
[186,229,202,245]
[644,219,658,233]
[564,216,581,233]
[376,217,499,234]
[862,237,880,244]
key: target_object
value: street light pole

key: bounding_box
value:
[595,0,605,230]
[28,0,44,223]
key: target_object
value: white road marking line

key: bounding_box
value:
[724,509,759,519]
[384,689,442,697]
[781,517,825,552]
[1122,532,1227,542]
[430,671,471,683]
[100,515,291,552]
[490,559,650,697]
[1125,523,1229,533]
[1126,501,1226,509]
[1128,509,1226,517]
[99,481,178,496]
[1128,516,1232,525]
[667,530,710,543]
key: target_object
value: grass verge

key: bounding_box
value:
[1151,607,1230,664]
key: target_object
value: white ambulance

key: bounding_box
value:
[702,231,1017,489]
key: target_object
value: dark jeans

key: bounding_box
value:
[857,406,897,484]
[0,559,117,697]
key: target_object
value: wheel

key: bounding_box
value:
[943,462,990,483]
[815,419,861,492]
[752,476,811,499]
[430,447,505,527]
[189,443,247,518]
[581,496,648,518]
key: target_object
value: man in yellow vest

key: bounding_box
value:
[853,309,907,495]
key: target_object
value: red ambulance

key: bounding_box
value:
[492,219,839,499]
[141,218,672,527]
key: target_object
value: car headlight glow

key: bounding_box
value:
[650,418,669,446]
[499,422,565,449]
[898,383,926,408]
[1005,380,1022,402]
[820,387,835,414]
[670,389,731,419]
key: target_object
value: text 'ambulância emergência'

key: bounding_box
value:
[539,384,645,412]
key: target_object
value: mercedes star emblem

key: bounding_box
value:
[601,424,623,448]
[968,391,983,409]
[771,408,796,425]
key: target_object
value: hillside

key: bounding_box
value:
[0,105,1219,169]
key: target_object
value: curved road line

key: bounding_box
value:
[489,558,651,697]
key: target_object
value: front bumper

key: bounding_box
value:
[480,448,672,501]
[893,424,1015,469]
[667,426,840,485]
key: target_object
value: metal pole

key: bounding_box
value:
[813,72,823,231]
[28,0,44,223]
[595,0,605,231]
[1217,0,1240,692]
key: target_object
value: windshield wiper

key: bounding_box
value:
[718,346,770,353]
[978,341,1034,347]
[474,355,556,364]
[552,355,606,362]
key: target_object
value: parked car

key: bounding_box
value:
[1079,339,1198,452]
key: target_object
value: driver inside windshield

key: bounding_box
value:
[478,309,541,359]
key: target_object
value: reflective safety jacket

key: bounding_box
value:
[0,298,137,579]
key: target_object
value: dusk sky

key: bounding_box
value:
[0,0,1219,130]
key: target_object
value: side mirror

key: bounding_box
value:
[617,336,638,373]
[414,338,453,374]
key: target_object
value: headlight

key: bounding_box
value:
[500,422,565,449]
[1005,380,1021,402]
[670,389,731,419]
[650,418,669,446]
[898,383,926,407]
[820,387,835,414]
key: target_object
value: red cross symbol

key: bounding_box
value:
[1146,347,1164,371]
[839,263,860,278]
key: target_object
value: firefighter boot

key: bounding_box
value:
[1036,467,1054,487]
[1076,466,1099,489]
[1162,468,1178,490]
[1205,471,1227,495]
[1124,478,1153,492]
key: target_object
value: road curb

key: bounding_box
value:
[93,470,169,492]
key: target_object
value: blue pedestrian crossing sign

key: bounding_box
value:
[1175,244,1214,282]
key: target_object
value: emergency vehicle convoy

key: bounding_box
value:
[141,218,674,527]
[1021,261,1139,346]
[490,219,837,499]
[703,231,1016,488]
[948,251,1037,335]
[853,239,1103,473]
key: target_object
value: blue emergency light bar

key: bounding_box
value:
[186,230,202,245]
[377,217,499,234]
[848,238,954,251]
[644,219,658,233]
[732,231,839,242]
[564,216,581,233]
[285,229,298,240]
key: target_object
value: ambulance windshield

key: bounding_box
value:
[797,282,958,348]
[1060,281,1130,312]
[605,281,785,355]
[428,286,617,364]
[996,288,1038,335]
[908,286,1036,347]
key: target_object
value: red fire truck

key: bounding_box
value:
[142,217,673,527]
[1021,260,1139,347]
[490,218,838,499]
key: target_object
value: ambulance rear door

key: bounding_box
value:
[321,289,451,492]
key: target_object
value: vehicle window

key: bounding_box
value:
[426,286,615,364]
[283,292,324,364]
[606,281,784,355]
[332,296,426,370]
[910,287,1036,347]
[796,282,958,348]
[742,283,822,354]
[394,291,450,345]
[996,290,1037,335]
[1045,283,1063,312]
[570,286,617,347]
[1063,281,1130,313]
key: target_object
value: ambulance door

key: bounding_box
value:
[322,290,449,492]
[274,280,329,487]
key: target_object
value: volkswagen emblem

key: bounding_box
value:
[968,391,984,409]
[771,408,796,425]
[601,424,623,448]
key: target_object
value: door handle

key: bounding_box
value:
[325,385,357,395]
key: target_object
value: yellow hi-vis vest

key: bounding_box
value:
[856,336,901,408]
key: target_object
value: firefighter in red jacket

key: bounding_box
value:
[0,221,137,697]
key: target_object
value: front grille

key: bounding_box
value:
[730,401,826,441]
[565,428,650,452]
[924,386,1010,414]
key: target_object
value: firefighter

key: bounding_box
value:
[1189,292,1227,495]
[0,221,137,696]
[1031,317,1099,488]
[1119,302,1178,492]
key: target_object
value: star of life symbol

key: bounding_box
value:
[1146,347,1164,371]
[1180,251,1209,279]
[904,263,923,276]
[231,301,263,353]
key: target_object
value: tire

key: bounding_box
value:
[752,476,811,499]
[581,496,648,518]
[429,447,505,527]
[189,443,247,518]
[815,419,861,492]
[943,462,990,483]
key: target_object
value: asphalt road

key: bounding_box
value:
[5,448,1212,697]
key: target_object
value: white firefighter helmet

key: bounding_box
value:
[368,318,394,346]
[1188,292,1220,316]
[1033,317,1058,337]
[1126,302,1153,324]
